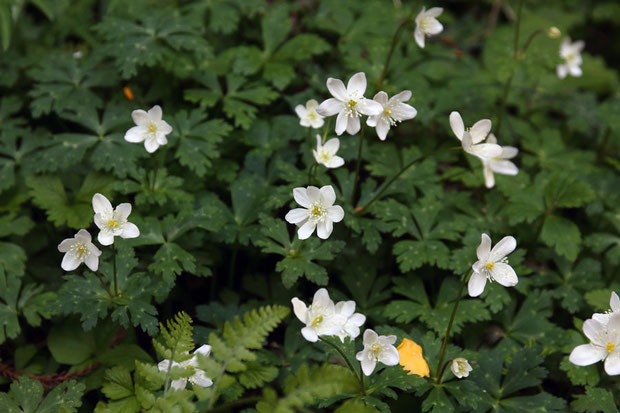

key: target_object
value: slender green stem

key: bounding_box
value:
[151,155,159,192]
[377,13,416,90]
[319,336,365,395]
[356,146,458,214]
[322,118,332,145]
[520,28,544,55]
[513,0,524,57]
[352,126,365,203]
[436,359,453,385]
[435,270,471,383]
[112,242,118,296]
[307,163,317,186]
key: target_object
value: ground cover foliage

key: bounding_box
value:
[0,0,619,411]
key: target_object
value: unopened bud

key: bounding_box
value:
[547,27,561,39]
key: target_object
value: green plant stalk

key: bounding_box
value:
[319,336,366,396]
[377,13,416,89]
[352,126,366,203]
[112,242,118,296]
[436,359,453,385]
[435,270,471,384]
[307,163,317,185]
[520,28,544,55]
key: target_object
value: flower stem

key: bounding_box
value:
[352,126,365,204]
[112,242,118,296]
[95,271,113,298]
[520,28,544,55]
[436,359,453,385]
[377,14,416,90]
[318,336,365,396]
[435,270,471,384]
[307,163,317,186]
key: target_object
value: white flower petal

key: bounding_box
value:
[144,138,160,153]
[414,27,425,48]
[379,346,400,366]
[360,356,377,376]
[469,143,503,159]
[611,292,620,312]
[477,233,492,261]
[426,7,443,17]
[327,206,344,222]
[326,78,347,101]
[470,119,492,144]
[148,105,163,121]
[490,262,518,287]
[320,185,336,206]
[57,239,74,253]
[557,64,568,79]
[285,208,309,224]
[346,116,361,135]
[449,112,464,140]
[489,236,516,261]
[121,222,140,239]
[98,231,115,246]
[131,110,150,127]
[159,121,173,135]
[293,187,312,208]
[468,272,487,297]
[391,90,412,103]
[392,103,417,121]
[61,253,81,272]
[92,193,113,216]
[291,298,308,323]
[425,20,443,35]
[583,319,607,347]
[335,111,348,136]
[297,221,316,240]
[301,326,319,342]
[317,220,334,239]
[317,98,344,117]
[323,138,340,154]
[115,203,132,220]
[170,379,187,390]
[375,118,390,141]
[569,344,606,366]
[124,126,147,143]
[501,146,519,159]
[604,351,620,375]
[483,163,495,188]
[306,186,321,203]
[358,99,383,116]
[373,91,389,106]
[192,371,213,387]
[325,156,344,168]
[490,160,519,176]
[347,72,367,95]
[194,345,211,357]
[84,254,99,272]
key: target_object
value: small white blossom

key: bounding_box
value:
[285,185,344,240]
[158,345,213,390]
[366,91,417,141]
[57,229,102,272]
[355,329,400,376]
[313,135,344,169]
[469,233,518,297]
[592,292,620,327]
[449,111,503,160]
[291,288,347,343]
[569,314,620,376]
[557,38,584,79]
[92,193,140,246]
[124,105,173,153]
[334,300,366,342]
[295,99,325,129]
[414,7,444,49]
[450,357,473,378]
[547,27,561,39]
[481,134,519,188]
[317,72,383,136]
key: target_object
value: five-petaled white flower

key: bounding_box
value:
[557,38,584,79]
[449,112,503,160]
[295,99,325,129]
[285,185,344,240]
[334,300,366,342]
[124,105,173,153]
[291,288,347,343]
[57,229,102,272]
[317,72,383,136]
[450,357,473,378]
[592,291,620,328]
[469,233,518,297]
[92,193,140,246]
[414,7,444,49]
[356,329,400,376]
[481,134,519,188]
[313,135,344,169]
[366,91,417,141]
[157,345,214,390]
[569,314,620,376]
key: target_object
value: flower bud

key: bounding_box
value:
[450,357,473,378]
[547,27,561,39]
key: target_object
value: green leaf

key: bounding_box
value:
[572,386,619,413]
[0,376,85,413]
[47,319,96,365]
[393,240,450,272]
[540,214,581,260]
[101,366,136,400]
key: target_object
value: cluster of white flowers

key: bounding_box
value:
[570,292,620,376]
[557,37,584,79]
[57,193,139,272]
[292,288,400,376]
[157,344,214,390]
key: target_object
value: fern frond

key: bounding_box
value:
[154,311,194,362]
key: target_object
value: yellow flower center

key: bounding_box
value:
[312,315,323,327]
[148,124,156,133]
[371,344,381,355]
[321,151,330,161]
[486,262,495,270]
[77,246,86,254]
[347,99,357,110]
[384,108,392,115]
[311,205,324,217]
[309,112,316,119]
[108,219,119,228]
[606,342,615,353]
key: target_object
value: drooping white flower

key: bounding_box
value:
[334,300,366,342]
[285,185,344,240]
[481,134,519,188]
[450,357,473,378]
[557,38,584,79]
[57,229,102,272]
[313,135,344,169]
[449,112,503,160]
[592,292,620,327]
[414,7,444,49]
[468,233,518,297]
[317,72,383,136]
[295,99,325,129]
[291,288,347,343]
[366,91,417,141]
[355,329,400,376]
[569,314,620,376]
[124,105,173,153]
[157,345,213,390]
[92,193,140,246]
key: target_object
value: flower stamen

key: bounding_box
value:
[606,342,615,353]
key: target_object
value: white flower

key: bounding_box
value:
[449,111,503,160]
[481,134,519,188]
[291,288,347,342]
[414,7,443,49]
[92,193,140,246]
[157,345,213,390]
[334,300,366,342]
[285,185,344,240]
[366,91,417,141]
[557,38,584,79]
[317,72,383,136]
[355,329,400,376]
[312,135,344,168]
[124,105,173,153]
[57,229,102,272]
[569,314,620,376]
[450,357,472,378]
[469,233,518,297]
[547,27,561,39]
[295,99,325,129]
[592,292,620,327]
